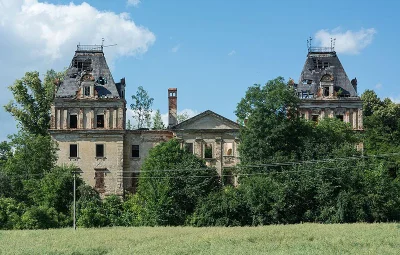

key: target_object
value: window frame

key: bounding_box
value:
[223,142,234,156]
[96,114,105,128]
[204,143,213,159]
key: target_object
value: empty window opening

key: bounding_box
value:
[324,87,329,97]
[132,145,140,158]
[70,144,78,158]
[312,115,319,123]
[73,58,92,71]
[70,115,77,129]
[97,115,104,128]
[169,92,176,97]
[97,76,105,85]
[96,144,104,158]
[184,143,194,154]
[224,143,233,156]
[95,171,105,192]
[84,86,90,96]
[336,115,344,121]
[323,62,329,68]
[204,143,213,159]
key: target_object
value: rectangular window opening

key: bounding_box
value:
[324,87,329,97]
[70,115,77,129]
[224,143,233,156]
[97,114,104,128]
[204,143,213,159]
[184,143,193,154]
[96,144,104,158]
[312,115,319,123]
[70,144,78,158]
[95,171,105,192]
[131,145,140,158]
[336,115,344,121]
[84,86,90,96]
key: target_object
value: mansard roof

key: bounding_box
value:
[55,45,122,99]
[297,49,358,98]
[171,110,241,130]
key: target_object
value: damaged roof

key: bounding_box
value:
[55,45,121,99]
[296,49,357,97]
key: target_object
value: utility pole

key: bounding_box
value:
[73,170,77,230]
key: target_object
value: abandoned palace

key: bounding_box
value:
[49,43,363,196]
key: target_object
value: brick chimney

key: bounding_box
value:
[168,88,177,128]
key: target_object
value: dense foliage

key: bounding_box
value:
[1,74,400,229]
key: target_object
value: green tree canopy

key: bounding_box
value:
[4,70,64,136]
[131,139,221,226]
[130,86,154,129]
[152,109,165,130]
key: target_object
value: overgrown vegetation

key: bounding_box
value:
[1,74,400,230]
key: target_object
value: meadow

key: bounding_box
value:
[0,223,399,254]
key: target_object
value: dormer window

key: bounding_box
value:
[84,86,90,96]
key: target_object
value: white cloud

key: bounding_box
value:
[228,50,236,56]
[314,28,376,54]
[0,0,155,140]
[375,83,382,90]
[171,44,181,53]
[127,0,141,7]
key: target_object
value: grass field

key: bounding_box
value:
[0,223,399,255]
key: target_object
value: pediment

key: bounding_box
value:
[173,110,240,130]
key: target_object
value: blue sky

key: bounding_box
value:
[0,0,399,140]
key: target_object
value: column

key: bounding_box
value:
[63,109,68,129]
[56,108,61,129]
[353,111,358,129]
[90,108,94,129]
[113,109,117,129]
[358,109,363,130]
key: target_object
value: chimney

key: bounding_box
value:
[168,88,177,128]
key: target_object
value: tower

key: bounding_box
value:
[49,44,126,196]
[168,88,177,128]
[293,40,363,130]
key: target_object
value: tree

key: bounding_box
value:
[130,86,154,129]
[4,70,64,136]
[130,139,221,226]
[235,77,306,164]
[152,109,165,130]
[177,111,190,124]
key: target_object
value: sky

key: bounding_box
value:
[0,0,399,141]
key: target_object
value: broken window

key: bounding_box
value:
[224,143,233,156]
[336,115,344,121]
[323,62,329,68]
[94,170,105,192]
[73,58,92,71]
[84,86,90,96]
[96,144,104,158]
[312,115,319,123]
[204,143,213,159]
[324,87,329,97]
[70,144,78,158]
[97,115,104,128]
[184,143,193,154]
[69,114,77,129]
[131,145,139,158]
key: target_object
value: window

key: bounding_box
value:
[96,144,104,158]
[70,115,77,129]
[70,144,78,158]
[312,115,319,123]
[224,143,233,156]
[84,86,90,96]
[184,143,193,154]
[131,145,139,158]
[131,172,139,193]
[94,170,105,192]
[97,114,104,128]
[324,87,329,97]
[336,115,344,121]
[204,143,213,159]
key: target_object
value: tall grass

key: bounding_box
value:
[0,223,399,254]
